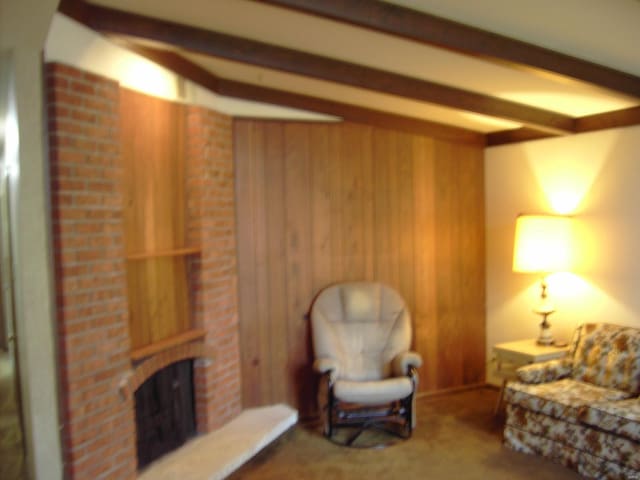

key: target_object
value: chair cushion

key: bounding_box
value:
[505,378,632,423]
[311,282,412,381]
[571,323,640,395]
[334,377,413,405]
[580,398,640,443]
[341,284,381,323]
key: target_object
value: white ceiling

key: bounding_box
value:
[386,0,640,77]
[79,0,640,135]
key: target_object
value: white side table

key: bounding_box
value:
[493,339,569,415]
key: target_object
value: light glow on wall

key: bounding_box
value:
[546,272,589,301]
[546,271,640,339]
[525,137,611,215]
[529,157,605,214]
[118,56,179,100]
[46,14,181,102]
[512,214,573,273]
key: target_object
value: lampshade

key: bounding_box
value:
[512,214,572,273]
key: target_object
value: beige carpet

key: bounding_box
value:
[228,387,582,480]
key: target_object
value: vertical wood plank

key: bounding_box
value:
[396,131,416,312]
[360,125,375,281]
[264,123,289,404]
[412,136,438,390]
[234,120,261,407]
[283,123,313,412]
[251,123,272,404]
[387,131,402,291]
[309,124,332,292]
[328,124,343,281]
[372,127,392,285]
[458,144,487,385]
[434,140,464,389]
[340,123,365,281]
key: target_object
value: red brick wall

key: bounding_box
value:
[47,64,136,479]
[47,63,242,478]
[186,106,242,431]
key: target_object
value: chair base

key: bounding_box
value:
[323,394,413,448]
[327,417,411,448]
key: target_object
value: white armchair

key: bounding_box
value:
[310,281,422,445]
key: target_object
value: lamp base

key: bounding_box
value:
[537,327,554,346]
[536,312,554,346]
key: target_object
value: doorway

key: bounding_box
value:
[0,52,26,480]
[0,341,25,479]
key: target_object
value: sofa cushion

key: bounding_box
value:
[572,323,640,395]
[580,397,640,443]
[505,378,632,423]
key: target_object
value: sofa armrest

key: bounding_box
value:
[516,357,572,384]
[313,357,341,384]
[392,351,423,377]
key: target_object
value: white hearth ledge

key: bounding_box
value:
[138,404,298,480]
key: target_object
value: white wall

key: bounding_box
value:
[485,125,640,382]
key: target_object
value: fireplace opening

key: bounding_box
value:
[134,359,197,469]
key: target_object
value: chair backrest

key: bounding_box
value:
[310,282,411,382]
[570,322,640,395]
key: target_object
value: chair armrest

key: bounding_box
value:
[392,351,423,377]
[313,357,341,384]
[516,357,572,384]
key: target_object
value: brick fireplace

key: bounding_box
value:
[47,63,242,479]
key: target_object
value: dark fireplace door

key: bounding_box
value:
[135,359,196,469]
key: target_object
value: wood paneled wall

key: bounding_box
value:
[234,120,485,416]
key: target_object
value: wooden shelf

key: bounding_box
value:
[126,247,201,261]
[131,329,206,361]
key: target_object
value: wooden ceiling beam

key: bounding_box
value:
[575,106,640,133]
[488,106,640,146]
[127,45,485,145]
[58,0,573,135]
[256,0,640,99]
[486,128,554,147]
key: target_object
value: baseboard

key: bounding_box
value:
[416,382,489,399]
[299,382,495,424]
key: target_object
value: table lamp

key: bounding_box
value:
[512,214,572,345]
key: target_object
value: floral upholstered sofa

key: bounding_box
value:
[504,323,640,480]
